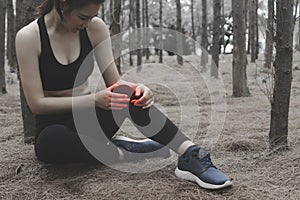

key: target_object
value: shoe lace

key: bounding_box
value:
[201,154,216,168]
[193,149,216,168]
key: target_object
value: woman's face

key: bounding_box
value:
[62,3,100,32]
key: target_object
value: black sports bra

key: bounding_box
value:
[37,16,94,91]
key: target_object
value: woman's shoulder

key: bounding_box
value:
[16,19,40,48]
[86,17,110,47]
[87,17,107,32]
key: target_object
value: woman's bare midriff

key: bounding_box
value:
[43,81,91,97]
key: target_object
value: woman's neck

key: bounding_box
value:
[45,9,73,34]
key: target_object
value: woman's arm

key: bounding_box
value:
[87,18,154,109]
[15,23,99,114]
[87,18,120,87]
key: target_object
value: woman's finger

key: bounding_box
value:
[109,102,128,110]
[110,97,130,103]
[133,97,154,107]
[110,92,129,99]
[132,96,146,105]
[135,85,144,97]
[142,100,154,109]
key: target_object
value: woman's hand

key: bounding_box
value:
[94,85,130,110]
[131,84,154,109]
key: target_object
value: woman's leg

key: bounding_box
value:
[35,125,96,163]
[109,85,232,189]
[35,124,120,164]
[34,88,179,164]
[102,85,192,154]
[34,86,231,189]
[127,105,191,153]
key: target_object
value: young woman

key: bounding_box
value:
[16,0,232,190]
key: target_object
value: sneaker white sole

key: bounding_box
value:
[175,168,233,190]
[112,135,153,143]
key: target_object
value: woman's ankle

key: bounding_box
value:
[177,140,196,155]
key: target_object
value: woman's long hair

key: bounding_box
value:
[36,0,55,17]
[36,0,105,19]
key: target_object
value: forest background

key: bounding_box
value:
[0,0,299,199]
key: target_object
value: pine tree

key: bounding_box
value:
[0,0,7,95]
[269,0,295,150]
[232,0,250,97]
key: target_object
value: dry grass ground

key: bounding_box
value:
[0,54,299,199]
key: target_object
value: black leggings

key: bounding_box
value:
[35,85,190,164]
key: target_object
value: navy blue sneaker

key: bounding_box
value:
[175,145,232,190]
[112,136,171,160]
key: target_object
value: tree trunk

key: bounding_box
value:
[211,0,221,79]
[110,0,122,75]
[298,10,300,51]
[255,0,259,59]
[249,0,256,62]
[6,0,17,73]
[142,0,150,60]
[145,0,149,60]
[196,2,201,38]
[295,0,299,49]
[141,0,145,57]
[129,0,134,66]
[101,2,105,21]
[201,0,208,68]
[269,0,294,150]
[16,0,43,143]
[264,0,274,69]
[0,0,7,95]
[159,0,163,63]
[142,0,145,28]
[136,0,142,71]
[232,0,250,97]
[221,0,224,20]
[190,0,196,53]
[246,0,251,54]
[176,0,183,65]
